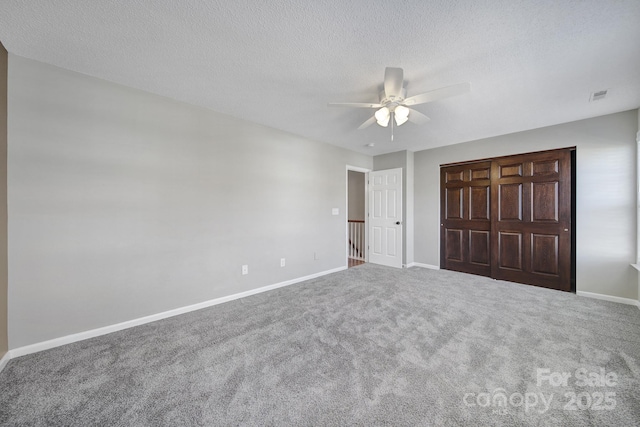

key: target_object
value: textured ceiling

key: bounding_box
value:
[1,0,639,155]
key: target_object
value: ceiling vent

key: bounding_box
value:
[589,90,608,102]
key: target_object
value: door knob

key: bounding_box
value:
[395,221,401,225]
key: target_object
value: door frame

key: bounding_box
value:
[346,165,370,266]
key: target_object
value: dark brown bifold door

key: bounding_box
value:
[490,149,572,291]
[440,161,492,277]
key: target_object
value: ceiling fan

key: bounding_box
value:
[329,67,470,140]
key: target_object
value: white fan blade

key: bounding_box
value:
[328,102,382,108]
[357,116,377,130]
[403,82,471,106]
[384,67,404,99]
[407,108,431,124]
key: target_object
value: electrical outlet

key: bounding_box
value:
[280,258,286,267]
[314,252,319,260]
[242,265,248,275]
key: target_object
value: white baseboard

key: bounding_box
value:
[0,351,10,373]
[407,262,440,270]
[9,266,347,359]
[577,290,640,309]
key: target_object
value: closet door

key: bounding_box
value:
[491,149,572,291]
[440,161,492,277]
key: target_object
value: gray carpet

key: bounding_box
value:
[1,264,639,426]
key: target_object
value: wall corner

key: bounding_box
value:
[0,41,8,362]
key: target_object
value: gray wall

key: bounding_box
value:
[0,42,7,359]
[373,151,414,265]
[347,171,365,221]
[7,56,372,349]
[415,110,639,300]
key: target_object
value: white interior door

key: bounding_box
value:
[369,168,403,268]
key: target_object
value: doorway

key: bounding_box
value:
[346,166,404,269]
[347,169,367,268]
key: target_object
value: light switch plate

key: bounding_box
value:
[332,208,339,215]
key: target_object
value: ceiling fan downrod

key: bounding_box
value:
[391,114,394,141]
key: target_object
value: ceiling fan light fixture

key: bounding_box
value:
[394,105,409,126]
[329,67,471,137]
[375,107,390,127]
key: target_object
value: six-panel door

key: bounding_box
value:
[440,161,492,276]
[369,168,403,268]
[491,150,571,291]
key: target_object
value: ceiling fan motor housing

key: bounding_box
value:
[380,88,407,108]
